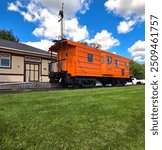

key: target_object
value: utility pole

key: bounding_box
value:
[58,3,64,39]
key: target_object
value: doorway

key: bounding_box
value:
[25,63,39,82]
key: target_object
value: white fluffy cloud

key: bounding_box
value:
[105,0,145,34]
[66,18,89,41]
[33,0,91,17]
[128,40,145,62]
[104,0,145,20]
[24,39,54,51]
[86,30,120,50]
[8,2,19,11]
[117,20,135,34]
[8,0,90,41]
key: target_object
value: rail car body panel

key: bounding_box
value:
[49,39,131,87]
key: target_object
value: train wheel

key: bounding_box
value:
[101,82,106,87]
[111,79,117,87]
[80,80,96,88]
[72,82,81,88]
[116,79,121,86]
[120,79,126,86]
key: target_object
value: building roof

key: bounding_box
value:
[0,39,54,57]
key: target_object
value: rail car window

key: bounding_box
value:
[125,62,129,68]
[101,56,104,64]
[88,53,93,62]
[115,60,119,67]
[108,56,112,64]
[122,69,125,75]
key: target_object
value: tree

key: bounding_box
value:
[0,29,19,42]
[130,60,145,79]
[78,41,88,45]
[78,41,102,49]
[92,42,102,49]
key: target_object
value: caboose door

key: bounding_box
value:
[101,55,106,74]
[57,48,67,72]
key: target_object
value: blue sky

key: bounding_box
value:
[0,0,145,62]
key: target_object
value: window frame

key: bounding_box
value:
[101,56,104,64]
[108,56,112,64]
[125,62,129,68]
[0,53,11,69]
[115,60,119,67]
[88,53,93,62]
[122,69,125,76]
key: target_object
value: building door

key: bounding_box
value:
[25,63,39,82]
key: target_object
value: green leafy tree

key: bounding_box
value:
[0,29,19,42]
[92,42,102,49]
[78,41,88,45]
[130,60,145,79]
[78,41,102,49]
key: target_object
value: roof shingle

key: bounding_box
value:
[0,39,51,56]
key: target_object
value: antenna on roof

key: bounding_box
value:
[58,3,64,40]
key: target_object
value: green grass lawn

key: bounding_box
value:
[0,86,144,150]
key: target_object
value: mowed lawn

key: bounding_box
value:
[0,86,144,150]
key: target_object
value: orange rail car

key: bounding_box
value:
[49,39,132,87]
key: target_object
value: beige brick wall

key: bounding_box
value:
[0,75,23,82]
[0,55,24,82]
[0,55,24,74]
[41,76,49,82]
[0,55,51,83]
[41,59,49,75]
[41,59,49,82]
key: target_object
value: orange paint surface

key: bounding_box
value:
[49,39,131,78]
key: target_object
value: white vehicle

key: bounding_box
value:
[131,77,145,85]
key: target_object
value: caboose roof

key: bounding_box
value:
[49,39,83,52]
[49,39,131,61]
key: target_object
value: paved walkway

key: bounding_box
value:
[0,82,54,90]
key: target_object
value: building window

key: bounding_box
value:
[115,60,119,67]
[88,53,93,62]
[108,56,112,64]
[125,62,129,68]
[0,53,11,68]
[101,56,104,64]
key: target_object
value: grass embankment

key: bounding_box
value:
[0,86,144,150]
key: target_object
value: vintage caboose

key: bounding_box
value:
[49,39,131,87]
